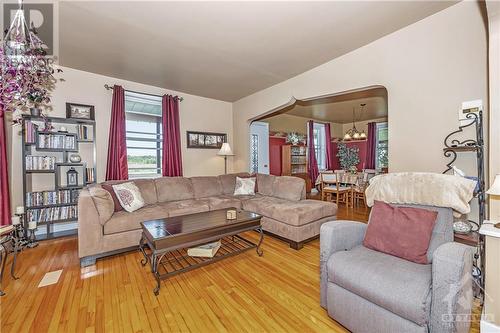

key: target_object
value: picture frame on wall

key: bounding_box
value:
[187,131,226,149]
[66,103,95,120]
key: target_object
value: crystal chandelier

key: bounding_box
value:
[343,103,367,141]
[1,0,61,114]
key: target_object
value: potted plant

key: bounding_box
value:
[336,143,360,172]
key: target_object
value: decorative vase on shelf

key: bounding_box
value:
[69,154,82,163]
[29,107,41,117]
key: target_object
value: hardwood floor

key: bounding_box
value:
[0,205,479,332]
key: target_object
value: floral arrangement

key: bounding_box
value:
[286,132,306,145]
[1,5,63,123]
[336,142,360,171]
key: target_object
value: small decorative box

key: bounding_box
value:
[226,210,237,220]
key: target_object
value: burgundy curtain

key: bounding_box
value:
[0,105,11,226]
[307,121,319,184]
[105,85,129,180]
[162,95,183,176]
[324,123,333,170]
[366,122,377,169]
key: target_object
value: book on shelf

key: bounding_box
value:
[77,125,90,140]
[25,189,80,207]
[37,133,76,149]
[24,120,39,144]
[187,240,221,258]
[26,205,78,223]
[85,168,95,183]
[25,155,56,170]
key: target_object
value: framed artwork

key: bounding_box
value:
[187,131,226,149]
[66,103,95,120]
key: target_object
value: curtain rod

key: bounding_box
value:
[104,84,184,102]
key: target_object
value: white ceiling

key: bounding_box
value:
[59,1,456,102]
[264,87,388,124]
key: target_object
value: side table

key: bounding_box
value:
[0,226,21,296]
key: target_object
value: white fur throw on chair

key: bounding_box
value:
[365,172,477,215]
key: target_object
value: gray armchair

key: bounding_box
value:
[320,204,473,333]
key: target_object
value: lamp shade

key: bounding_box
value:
[487,174,500,195]
[217,143,234,156]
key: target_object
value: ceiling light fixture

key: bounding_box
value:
[1,0,62,115]
[343,103,367,141]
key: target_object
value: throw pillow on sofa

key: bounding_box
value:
[112,182,146,212]
[101,183,124,212]
[234,176,256,195]
[363,200,438,264]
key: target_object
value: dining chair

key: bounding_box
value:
[362,169,377,183]
[331,171,352,206]
[320,172,337,201]
[352,173,368,207]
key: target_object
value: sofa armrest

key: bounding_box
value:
[78,188,104,259]
[430,242,474,333]
[319,220,367,308]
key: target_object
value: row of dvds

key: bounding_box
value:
[26,189,80,207]
[26,206,78,223]
[25,155,56,170]
[37,133,76,150]
[77,125,91,140]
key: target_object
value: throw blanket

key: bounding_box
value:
[365,172,477,215]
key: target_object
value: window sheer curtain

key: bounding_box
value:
[0,105,11,225]
[366,122,377,169]
[106,85,129,180]
[324,123,333,170]
[307,120,319,184]
[162,95,183,176]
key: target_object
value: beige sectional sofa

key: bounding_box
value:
[78,173,337,266]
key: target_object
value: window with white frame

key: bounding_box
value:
[313,122,327,170]
[125,91,163,178]
[375,122,388,170]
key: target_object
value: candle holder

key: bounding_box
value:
[26,227,39,248]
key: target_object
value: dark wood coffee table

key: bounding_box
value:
[139,208,263,295]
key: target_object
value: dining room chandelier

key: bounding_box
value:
[343,103,367,141]
[1,0,61,113]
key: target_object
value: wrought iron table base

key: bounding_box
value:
[0,237,21,296]
[140,227,264,296]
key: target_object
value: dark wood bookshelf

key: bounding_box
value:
[22,114,97,241]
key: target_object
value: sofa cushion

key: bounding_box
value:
[205,195,242,210]
[157,199,210,217]
[103,204,168,235]
[218,172,251,195]
[272,176,305,201]
[243,197,336,226]
[88,186,115,224]
[112,182,146,213]
[155,177,194,202]
[190,176,223,198]
[256,173,276,196]
[328,245,432,326]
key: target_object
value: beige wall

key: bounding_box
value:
[232,2,487,178]
[9,66,233,210]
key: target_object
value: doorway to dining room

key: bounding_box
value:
[251,86,388,218]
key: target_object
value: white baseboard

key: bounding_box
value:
[481,307,500,332]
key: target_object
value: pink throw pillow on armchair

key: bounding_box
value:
[363,201,438,264]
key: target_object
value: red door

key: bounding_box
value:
[269,137,286,176]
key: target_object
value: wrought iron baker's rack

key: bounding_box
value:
[442,111,485,298]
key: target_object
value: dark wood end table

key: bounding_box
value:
[139,208,263,295]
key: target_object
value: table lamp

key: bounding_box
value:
[217,143,234,174]
[486,174,500,228]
